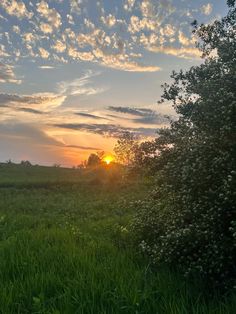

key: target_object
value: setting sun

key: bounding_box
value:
[102,155,115,165]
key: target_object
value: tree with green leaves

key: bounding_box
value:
[133,1,236,288]
[114,132,139,166]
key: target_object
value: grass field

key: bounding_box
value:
[0,164,235,313]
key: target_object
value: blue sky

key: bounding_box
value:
[0,0,228,166]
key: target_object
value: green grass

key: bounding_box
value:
[0,164,235,313]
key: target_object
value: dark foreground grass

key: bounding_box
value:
[0,164,235,313]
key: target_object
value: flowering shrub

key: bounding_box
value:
[133,2,236,288]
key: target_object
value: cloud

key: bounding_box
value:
[67,47,95,61]
[128,16,159,33]
[0,93,66,111]
[65,144,101,151]
[93,48,161,72]
[12,25,20,34]
[54,122,158,138]
[178,31,195,47]
[52,40,66,53]
[140,0,176,20]
[0,122,100,165]
[201,3,213,16]
[148,45,201,59]
[23,32,37,42]
[0,44,10,57]
[108,106,153,116]
[38,65,55,69]
[75,112,110,120]
[37,0,61,29]
[40,23,53,34]
[16,107,44,115]
[160,24,176,38]
[124,0,136,11]
[108,106,171,125]
[57,70,106,96]
[101,14,117,28]
[0,0,33,19]
[39,47,50,59]
[0,0,215,73]
[70,0,82,15]
[0,62,21,84]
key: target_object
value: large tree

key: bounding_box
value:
[133,1,236,287]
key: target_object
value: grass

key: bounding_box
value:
[0,164,235,313]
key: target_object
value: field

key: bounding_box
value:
[0,164,235,314]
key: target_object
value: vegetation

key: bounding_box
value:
[0,2,235,313]
[132,1,236,288]
[0,163,236,313]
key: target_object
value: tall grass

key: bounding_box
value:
[0,164,235,313]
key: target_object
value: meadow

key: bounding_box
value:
[0,164,235,314]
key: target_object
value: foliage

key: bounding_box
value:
[114,132,139,166]
[87,153,101,167]
[133,2,236,288]
[132,139,161,172]
[20,160,32,167]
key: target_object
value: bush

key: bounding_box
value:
[133,2,236,288]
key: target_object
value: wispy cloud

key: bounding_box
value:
[75,112,111,120]
[16,107,44,115]
[38,65,55,69]
[57,70,107,96]
[0,93,66,110]
[54,122,158,138]
[108,106,154,116]
[108,106,171,125]
[148,46,201,59]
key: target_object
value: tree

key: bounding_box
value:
[114,132,139,166]
[133,1,236,288]
[20,160,32,167]
[87,153,101,167]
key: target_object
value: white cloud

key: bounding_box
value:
[52,40,66,53]
[160,24,176,38]
[0,62,21,84]
[0,0,33,19]
[39,47,50,59]
[38,66,55,69]
[178,31,196,47]
[23,32,38,42]
[139,33,158,46]
[201,3,213,16]
[67,47,95,61]
[101,14,116,28]
[37,0,61,29]
[0,44,10,57]
[12,25,20,34]
[70,0,82,15]
[148,45,201,59]
[40,23,53,34]
[57,70,105,96]
[93,48,161,72]
[128,16,159,33]
[124,0,135,11]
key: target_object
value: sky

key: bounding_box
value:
[0,0,228,167]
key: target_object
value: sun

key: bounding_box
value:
[102,155,115,165]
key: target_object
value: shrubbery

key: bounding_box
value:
[133,1,236,288]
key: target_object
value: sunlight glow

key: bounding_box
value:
[102,155,115,165]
